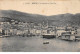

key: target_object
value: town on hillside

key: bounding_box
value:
[0,19,80,41]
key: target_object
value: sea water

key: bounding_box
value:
[1,36,80,52]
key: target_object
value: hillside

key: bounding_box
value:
[0,10,46,23]
[0,10,80,26]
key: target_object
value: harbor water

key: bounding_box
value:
[1,36,80,52]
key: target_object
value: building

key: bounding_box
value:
[56,26,66,37]
[75,28,80,41]
[60,32,75,41]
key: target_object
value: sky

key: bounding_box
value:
[0,0,80,16]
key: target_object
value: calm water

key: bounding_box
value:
[1,36,80,52]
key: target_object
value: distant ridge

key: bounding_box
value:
[0,10,80,26]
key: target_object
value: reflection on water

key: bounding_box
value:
[1,36,80,52]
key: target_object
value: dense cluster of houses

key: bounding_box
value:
[0,20,80,41]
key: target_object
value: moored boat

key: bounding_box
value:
[42,34,56,39]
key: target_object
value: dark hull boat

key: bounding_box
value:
[43,42,49,44]
[42,34,56,39]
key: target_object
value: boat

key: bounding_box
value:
[42,34,56,39]
[42,29,56,39]
[42,21,56,39]
[43,42,49,44]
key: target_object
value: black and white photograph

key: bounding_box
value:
[0,0,80,52]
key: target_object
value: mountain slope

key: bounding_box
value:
[0,10,80,26]
[0,10,47,23]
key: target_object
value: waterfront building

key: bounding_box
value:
[75,28,80,41]
[56,26,66,37]
[60,32,75,41]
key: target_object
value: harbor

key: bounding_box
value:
[1,36,80,52]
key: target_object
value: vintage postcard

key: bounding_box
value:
[0,0,80,52]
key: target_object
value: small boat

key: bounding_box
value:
[43,42,49,44]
